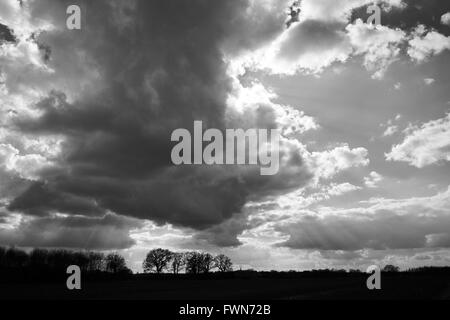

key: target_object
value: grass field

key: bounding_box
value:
[1,272,449,300]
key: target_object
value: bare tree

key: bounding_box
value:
[5,247,29,268]
[185,252,201,274]
[214,254,233,272]
[142,248,173,273]
[200,253,214,273]
[47,249,73,271]
[0,247,5,267]
[186,252,215,274]
[29,248,49,269]
[171,252,186,274]
[185,252,197,274]
[87,252,105,272]
[0,247,126,274]
[73,251,90,271]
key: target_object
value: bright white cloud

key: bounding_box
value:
[226,80,319,135]
[274,182,362,210]
[364,171,383,188]
[386,114,450,168]
[0,143,51,180]
[300,0,405,23]
[230,19,353,76]
[408,25,450,62]
[311,144,369,180]
[424,78,435,85]
[0,0,54,37]
[441,12,450,26]
[346,19,405,79]
[383,125,398,137]
[381,114,402,137]
[229,1,410,78]
[327,182,362,196]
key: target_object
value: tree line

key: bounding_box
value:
[0,246,233,275]
[0,246,131,274]
[143,249,233,274]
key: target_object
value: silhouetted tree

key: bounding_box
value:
[186,252,215,274]
[87,251,105,271]
[4,247,28,268]
[348,268,361,273]
[72,251,90,271]
[142,248,173,273]
[29,248,49,269]
[105,252,128,273]
[200,253,214,273]
[185,252,202,274]
[382,264,400,272]
[0,246,6,268]
[0,247,132,276]
[214,254,233,272]
[47,249,73,271]
[28,249,106,272]
[171,252,186,274]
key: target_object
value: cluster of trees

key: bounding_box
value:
[0,246,131,274]
[142,249,233,274]
[1,245,403,277]
[382,265,400,272]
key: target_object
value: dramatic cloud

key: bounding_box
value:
[276,187,450,251]
[0,143,52,180]
[300,0,405,23]
[0,213,141,250]
[0,0,449,271]
[0,23,16,44]
[261,19,352,75]
[230,2,450,79]
[0,0,320,249]
[386,114,450,168]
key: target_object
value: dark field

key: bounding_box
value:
[1,272,450,300]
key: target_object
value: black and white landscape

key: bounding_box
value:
[0,0,450,301]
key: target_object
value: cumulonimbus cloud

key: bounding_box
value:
[0,0,318,249]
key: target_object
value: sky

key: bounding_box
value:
[0,0,449,272]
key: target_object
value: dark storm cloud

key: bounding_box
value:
[221,0,290,55]
[0,165,30,201]
[6,0,312,246]
[0,22,16,43]
[194,213,250,247]
[0,213,141,250]
[10,0,243,226]
[8,181,104,217]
